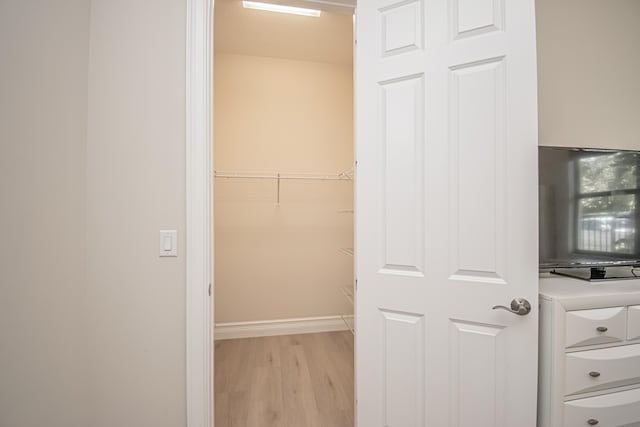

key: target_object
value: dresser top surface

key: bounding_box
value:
[540,273,640,302]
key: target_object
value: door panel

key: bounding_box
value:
[382,309,426,426]
[449,57,507,283]
[380,0,423,56]
[452,0,504,39]
[355,0,539,424]
[380,74,425,275]
[449,320,506,427]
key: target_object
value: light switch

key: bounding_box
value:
[159,230,177,257]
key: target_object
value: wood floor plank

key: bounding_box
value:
[279,337,321,427]
[303,333,354,427]
[215,392,230,427]
[229,391,250,427]
[246,366,284,427]
[214,331,354,427]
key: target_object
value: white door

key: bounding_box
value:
[355,0,539,424]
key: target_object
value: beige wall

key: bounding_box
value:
[85,0,187,425]
[0,1,91,426]
[214,53,354,323]
[537,0,640,150]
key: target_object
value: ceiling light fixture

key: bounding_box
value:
[242,1,321,17]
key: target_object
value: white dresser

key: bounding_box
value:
[539,275,640,427]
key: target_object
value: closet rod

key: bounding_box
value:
[214,171,352,181]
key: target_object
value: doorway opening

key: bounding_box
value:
[212,0,356,424]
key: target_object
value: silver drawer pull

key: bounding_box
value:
[587,419,599,425]
[596,326,608,332]
[589,371,601,378]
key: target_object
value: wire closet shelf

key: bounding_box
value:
[214,167,354,204]
[213,166,354,182]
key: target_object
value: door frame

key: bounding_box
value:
[186,0,214,426]
[185,0,357,425]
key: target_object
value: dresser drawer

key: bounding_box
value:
[565,307,626,348]
[565,344,640,396]
[629,306,640,341]
[564,387,640,426]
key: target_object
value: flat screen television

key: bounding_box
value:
[539,147,640,274]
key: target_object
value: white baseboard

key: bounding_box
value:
[215,315,352,340]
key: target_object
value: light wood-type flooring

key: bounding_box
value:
[215,331,354,427]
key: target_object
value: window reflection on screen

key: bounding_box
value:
[576,153,638,255]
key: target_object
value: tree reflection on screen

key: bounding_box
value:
[576,152,639,255]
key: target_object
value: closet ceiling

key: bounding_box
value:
[214,0,354,65]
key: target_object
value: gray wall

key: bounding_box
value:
[0,1,187,425]
[0,1,91,426]
[85,0,187,425]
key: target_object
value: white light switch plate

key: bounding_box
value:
[159,230,177,257]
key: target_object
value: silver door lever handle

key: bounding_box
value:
[492,298,532,316]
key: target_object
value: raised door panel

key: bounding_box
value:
[451,0,504,39]
[379,74,425,277]
[380,0,424,56]
[448,57,507,285]
[381,309,425,427]
[449,320,506,427]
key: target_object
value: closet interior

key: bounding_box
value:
[213,0,355,424]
